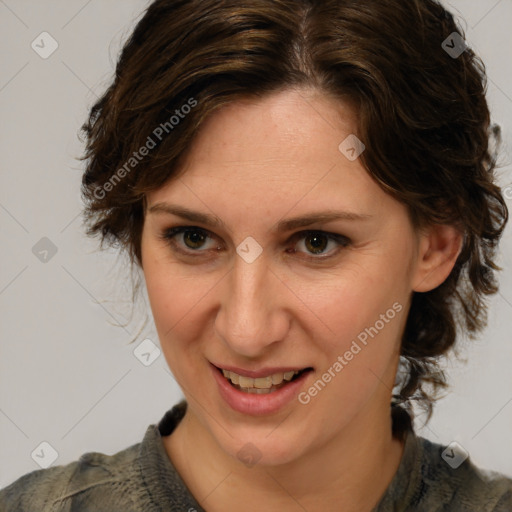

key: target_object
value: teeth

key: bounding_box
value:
[254,376,273,388]
[221,368,301,390]
[238,375,254,388]
[272,373,282,385]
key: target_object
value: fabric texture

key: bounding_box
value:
[1,400,511,511]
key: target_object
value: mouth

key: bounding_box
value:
[214,365,314,394]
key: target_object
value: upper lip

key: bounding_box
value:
[211,362,312,378]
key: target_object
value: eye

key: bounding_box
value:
[159,226,350,261]
[287,230,350,261]
[159,226,220,256]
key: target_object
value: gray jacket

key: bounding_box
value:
[1,401,511,511]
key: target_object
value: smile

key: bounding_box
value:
[211,363,314,415]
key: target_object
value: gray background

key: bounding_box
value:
[1,0,511,488]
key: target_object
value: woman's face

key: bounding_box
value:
[141,88,424,466]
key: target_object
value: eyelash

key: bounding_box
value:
[158,226,351,262]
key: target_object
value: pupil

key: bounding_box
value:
[306,234,327,254]
[184,230,205,249]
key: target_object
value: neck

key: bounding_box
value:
[164,398,405,512]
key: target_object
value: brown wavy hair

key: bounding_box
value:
[79,0,508,439]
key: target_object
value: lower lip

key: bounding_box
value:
[210,364,312,416]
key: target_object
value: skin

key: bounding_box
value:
[140,87,462,512]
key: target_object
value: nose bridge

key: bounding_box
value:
[215,253,284,356]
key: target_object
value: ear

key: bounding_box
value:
[411,224,463,293]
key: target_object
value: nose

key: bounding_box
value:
[214,251,290,359]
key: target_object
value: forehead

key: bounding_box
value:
[146,88,388,217]
[184,88,356,169]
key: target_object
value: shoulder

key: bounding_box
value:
[417,435,512,511]
[1,403,202,512]
[0,436,143,512]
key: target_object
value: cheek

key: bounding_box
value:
[306,263,405,346]
[144,270,206,383]
[143,257,218,361]
[146,272,203,334]
[305,279,405,415]
[300,265,408,412]
[142,237,202,322]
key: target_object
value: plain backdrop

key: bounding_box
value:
[1,0,511,488]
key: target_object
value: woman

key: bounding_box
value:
[1,0,511,510]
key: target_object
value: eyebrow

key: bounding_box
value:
[148,202,372,233]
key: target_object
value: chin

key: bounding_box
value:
[211,421,309,468]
